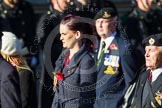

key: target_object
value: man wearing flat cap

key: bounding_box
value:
[94,7,139,108]
[131,33,162,108]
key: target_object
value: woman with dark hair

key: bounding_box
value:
[51,15,97,108]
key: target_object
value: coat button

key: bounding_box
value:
[68,70,70,74]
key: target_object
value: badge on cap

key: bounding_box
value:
[102,11,111,18]
[149,38,155,45]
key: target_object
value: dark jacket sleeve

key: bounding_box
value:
[118,37,140,86]
[18,69,37,108]
[1,60,22,108]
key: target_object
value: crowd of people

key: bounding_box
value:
[0,0,162,108]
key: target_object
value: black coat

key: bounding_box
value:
[133,69,162,108]
[122,8,162,67]
[18,69,37,108]
[0,1,35,49]
[36,9,66,108]
[0,55,22,108]
[124,8,162,46]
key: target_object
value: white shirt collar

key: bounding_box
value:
[97,32,116,59]
[101,32,116,50]
[151,67,162,82]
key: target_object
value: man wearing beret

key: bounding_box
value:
[94,7,139,108]
[131,34,162,108]
[0,31,22,108]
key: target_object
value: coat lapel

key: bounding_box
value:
[62,44,88,78]
[142,79,150,107]
[142,72,162,108]
[136,70,150,108]
[152,73,162,92]
[142,71,162,108]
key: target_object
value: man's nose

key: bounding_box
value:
[145,51,150,57]
[99,22,102,28]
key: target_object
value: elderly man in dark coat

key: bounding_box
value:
[132,33,162,108]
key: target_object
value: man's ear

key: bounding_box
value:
[75,31,81,39]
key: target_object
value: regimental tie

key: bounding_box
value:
[97,41,106,67]
[149,72,152,83]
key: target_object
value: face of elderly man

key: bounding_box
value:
[145,46,162,70]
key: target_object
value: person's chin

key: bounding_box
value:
[63,44,66,48]
[145,59,150,63]
[101,35,107,39]
[145,63,151,68]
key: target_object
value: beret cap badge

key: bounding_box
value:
[142,33,162,46]
[94,7,117,20]
[102,11,111,18]
[149,38,155,45]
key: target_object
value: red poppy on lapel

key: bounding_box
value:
[53,72,64,91]
[109,43,117,50]
[56,72,64,81]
